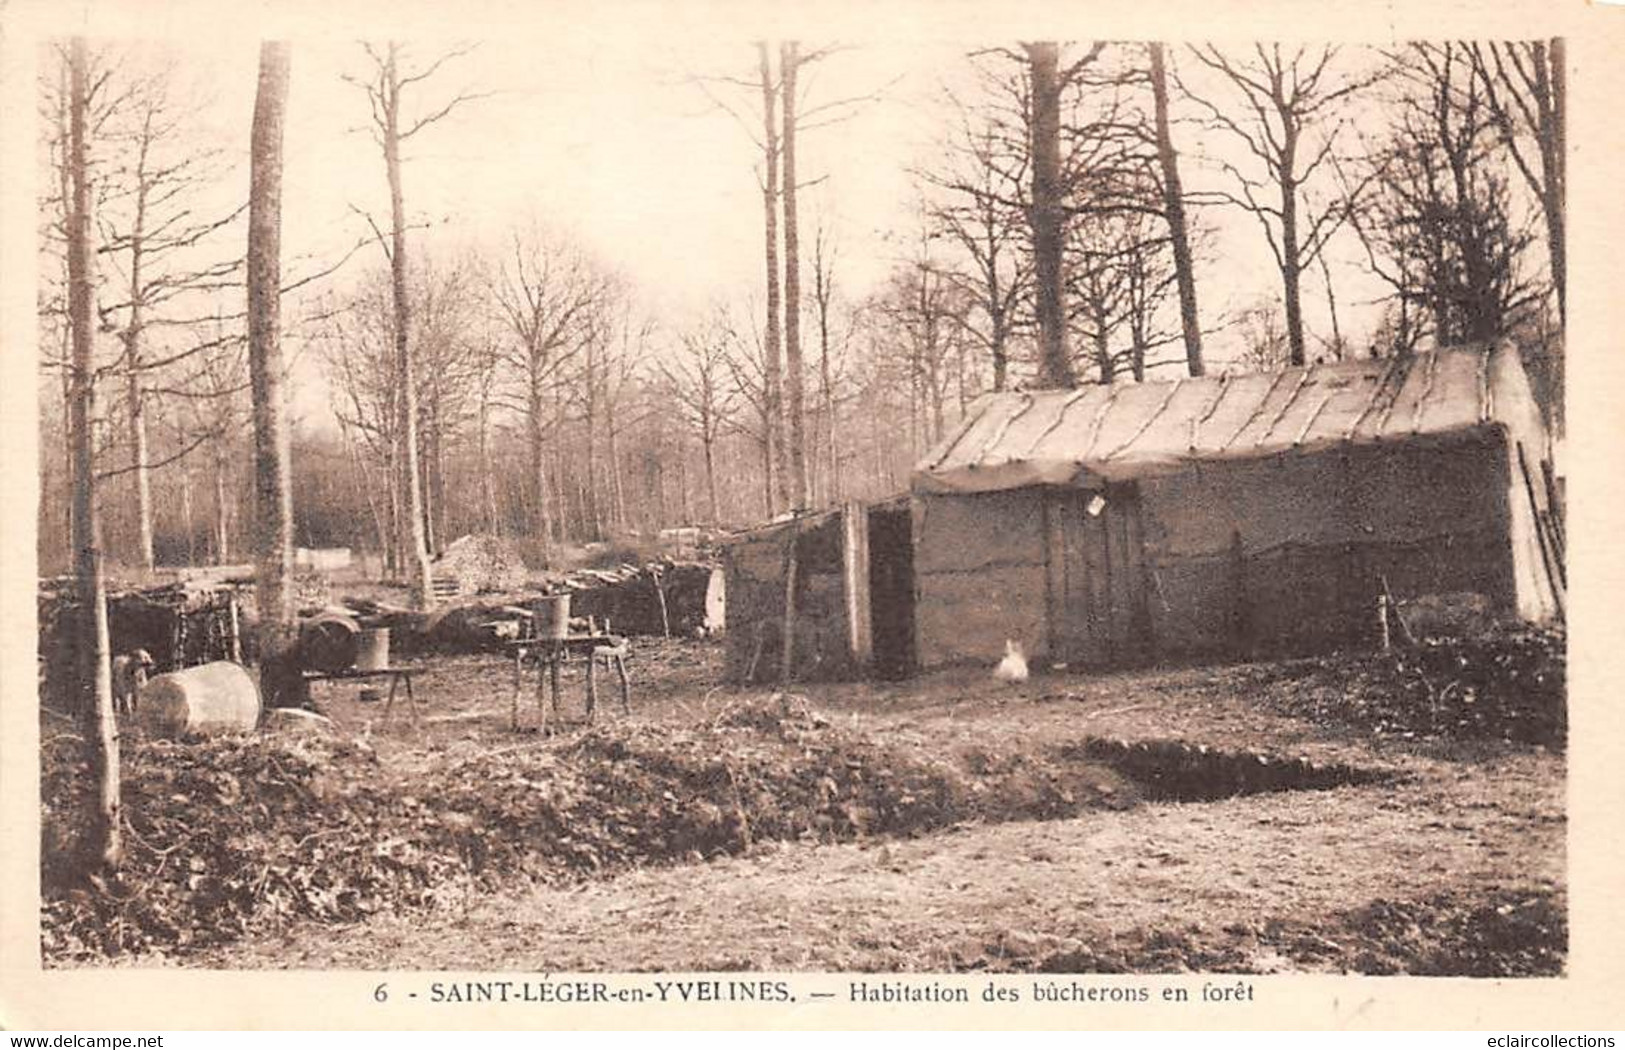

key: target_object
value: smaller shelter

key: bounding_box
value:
[721,497,916,683]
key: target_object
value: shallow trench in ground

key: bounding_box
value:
[187,760,1563,974]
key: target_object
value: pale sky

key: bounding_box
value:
[38,19,1456,429]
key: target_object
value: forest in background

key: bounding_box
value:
[35,38,1566,579]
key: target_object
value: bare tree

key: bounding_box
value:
[348,42,482,607]
[662,306,741,524]
[64,35,121,873]
[780,41,810,508]
[808,219,860,504]
[1349,44,1544,351]
[720,297,782,519]
[487,226,606,558]
[755,43,787,513]
[1026,42,1088,387]
[95,66,244,571]
[1233,295,1292,373]
[1147,43,1205,377]
[921,106,1030,393]
[1470,39,1564,324]
[1068,208,1180,382]
[1181,44,1377,365]
[247,41,296,702]
[869,231,973,452]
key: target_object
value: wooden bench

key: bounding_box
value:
[301,666,420,725]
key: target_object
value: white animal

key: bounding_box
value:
[993,639,1029,684]
[111,649,155,715]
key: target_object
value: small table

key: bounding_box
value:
[506,635,630,731]
[302,666,419,725]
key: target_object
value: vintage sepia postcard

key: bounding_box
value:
[1,0,1622,1032]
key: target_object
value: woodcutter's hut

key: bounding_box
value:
[908,343,1563,671]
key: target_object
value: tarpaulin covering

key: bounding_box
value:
[914,345,1519,494]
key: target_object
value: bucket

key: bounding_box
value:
[533,593,571,639]
[139,661,261,738]
[355,627,391,671]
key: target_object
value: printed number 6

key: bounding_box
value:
[374,983,389,1003]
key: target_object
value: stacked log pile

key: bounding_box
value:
[563,561,719,637]
[38,577,250,712]
[331,560,721,654]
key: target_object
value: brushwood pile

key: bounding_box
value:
[41,696,1130,963]
[1246,624,1566,750]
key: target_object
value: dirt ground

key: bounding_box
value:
[152,636,1563,974]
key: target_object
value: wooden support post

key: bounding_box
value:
[548,650,562,723]
[780,524,801,687]
[1517,441,1566,616]
[227,593,242,664]
[585,650,598,723]
[511,647,522,730]
[1541,457,1566,553]
[650,568,670,638]
[1379,575,1416,647]
[1042,492,1065,666]
[841,502,873,674]
[1229,529,1249,660]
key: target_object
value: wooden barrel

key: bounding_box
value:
[301,611,361,672]
[139,661,261,737]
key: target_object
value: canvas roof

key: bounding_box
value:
[914,344,1522,495]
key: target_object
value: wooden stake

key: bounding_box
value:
[227,592,242,664]
[780,524,801,686]
[1379,574,1416,647]
[1517,442,1566,616]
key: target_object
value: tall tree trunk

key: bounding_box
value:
[1318,250,1344,358]
[1026,42,1075,388]
[124,153,155,570]
[780,42,809,509]
[181,462,195,566]
[817,282,837,505]
[479,381,499,534]
[420,420,437,556]
[383,45,436,609]
[67,36,121,872]
[608,411,627,532]
[214,448,230,563]
[1543,38,1566,326]
[248,40,298,702]
[586,410,601,540]
[1149,43,1206,378]
[529,380,552,557]
[677,441,692,524]
[1280,162,1305,366]
[759,433,773,520]
[62,363,75,556]
[126,362,154,571]
[757,43,787,513]
[703,427,720,524]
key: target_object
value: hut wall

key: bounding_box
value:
[1140,430,1518,659]
[913,489,1050,669]
[911,430,1522,671]
[722,509,863,683]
